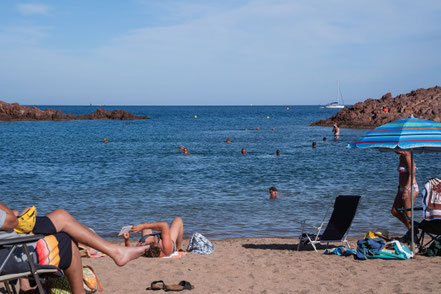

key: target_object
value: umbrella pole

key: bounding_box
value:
[410,150,415,255]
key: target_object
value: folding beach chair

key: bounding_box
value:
[0,234,62,294]
[297,195,361,252]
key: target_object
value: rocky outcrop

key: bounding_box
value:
[0,101,149,122]
[311,86,441,129]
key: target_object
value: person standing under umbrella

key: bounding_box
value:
[391,150,419,240]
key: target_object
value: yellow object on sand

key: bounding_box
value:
[14,206,37,233]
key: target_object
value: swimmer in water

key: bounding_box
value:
[332,123,340,139]
[103,137,108,143]
[225,138,231,144]
[275,150,280,156]
[312,142,317,148]
[241,148,247,155]
[269,186,278,199]
[178,145,185,151]
[183,148,191,155]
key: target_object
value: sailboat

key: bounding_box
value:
[325,81,345,109]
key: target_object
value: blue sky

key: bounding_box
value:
[0,0,440,105]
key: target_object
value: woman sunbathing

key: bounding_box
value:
[123,217,184,257]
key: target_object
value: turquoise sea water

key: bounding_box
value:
[1,106,440,240]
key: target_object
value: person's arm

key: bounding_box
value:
[0,202,19,230]
[131,222,173,256]
[123,232,131,247]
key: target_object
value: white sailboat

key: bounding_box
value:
[325,81,345,109]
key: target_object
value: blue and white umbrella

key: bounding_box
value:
[348,115,441,253]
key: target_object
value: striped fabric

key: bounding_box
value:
[348,115,441,152]
[36,235,61,267]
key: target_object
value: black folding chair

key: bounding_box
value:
[298,195,361,252]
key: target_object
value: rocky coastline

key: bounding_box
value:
[311,86,441,129]
[0,101,149,122]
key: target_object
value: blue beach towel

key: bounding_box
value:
[356,237,385,260]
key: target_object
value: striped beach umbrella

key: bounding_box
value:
[348,115,441,254]
[349,115,441,152]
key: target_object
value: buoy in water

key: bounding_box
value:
[286,107,290,110]
[194,115,198,118]
[266,116,270,119]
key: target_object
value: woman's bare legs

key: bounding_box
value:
[169,217,184,250]
[391,189,418,230]
[46,209,148,266]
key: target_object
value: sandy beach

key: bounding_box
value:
[81,237,441,294]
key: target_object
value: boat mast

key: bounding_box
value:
[337,80,344,105]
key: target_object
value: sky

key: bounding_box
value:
[0,0,440,105]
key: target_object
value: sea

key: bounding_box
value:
[1,105,440,240]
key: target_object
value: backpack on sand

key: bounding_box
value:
[186,232,215,254]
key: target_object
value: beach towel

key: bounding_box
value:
[422,178,441,220]
[186,232,215,254]
[369,240,413,260]
[355,237,385,260]
[323,246,356,256]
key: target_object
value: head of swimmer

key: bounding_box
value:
[269,186,277,198]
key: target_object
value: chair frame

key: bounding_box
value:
[0,234,59,294]
[398,207,441,250]
[297,195,361,252]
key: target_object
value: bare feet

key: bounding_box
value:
[113,245,149,266]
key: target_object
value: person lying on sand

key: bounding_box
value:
[123,217,184,258]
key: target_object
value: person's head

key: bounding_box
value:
[143,242,161,258]
[226,138,231,143]
[241,148,246,154]
[103,137,108,143]
[179,145,185,151]
[269,186,277,198]
[183,148,188,154]
[312,142,317,148]
[275,149,280,156]
[323,137,327,142]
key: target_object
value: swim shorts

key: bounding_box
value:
[33,216,73,270]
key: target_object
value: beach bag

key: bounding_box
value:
[186,232,215,254]
[370,240,413,260]
[355,237,386,260]
[46,265,103,294]
[425,237,441,257]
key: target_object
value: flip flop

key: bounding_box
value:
[147,280,166,291]
[164,281,194,292]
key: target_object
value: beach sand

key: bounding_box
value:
[82,237,441,293]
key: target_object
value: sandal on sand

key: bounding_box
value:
[147,280,166,291]
[164,281,194,292]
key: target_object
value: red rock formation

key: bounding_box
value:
[311,86,441,129]
[0,101,149,122]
